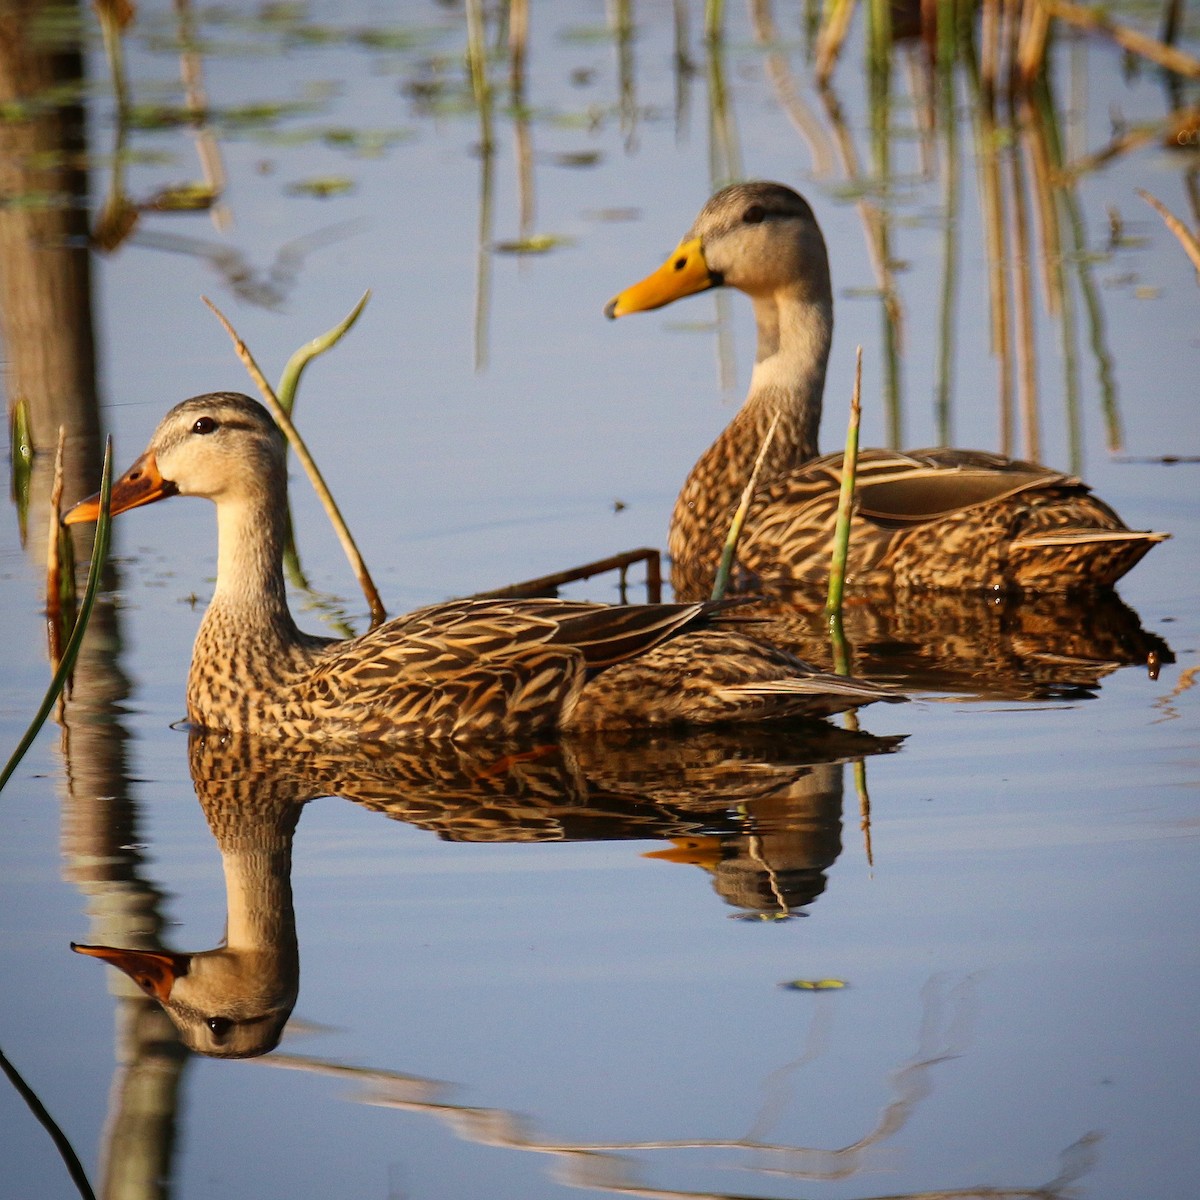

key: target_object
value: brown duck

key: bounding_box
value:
[606,181,1167,597]
[65,393,898,741]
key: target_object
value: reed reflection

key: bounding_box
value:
[72,722,898,1058]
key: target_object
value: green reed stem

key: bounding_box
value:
[9,397,33,546]
[0,1045,97,1200]
[0,439,113,796]
[203,297,387,626]
[935,0,960,445]
[277,290,371,418]
[825,348,862,621]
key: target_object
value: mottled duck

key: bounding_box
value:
[66,393,898,741]
[606,181,1167,597]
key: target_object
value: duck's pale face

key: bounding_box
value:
[605,181,830,316]
[65,393,285,523]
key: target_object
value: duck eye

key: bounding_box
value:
[207,1016,233,1038]
[742,204,766,225]
[192,417,218,435]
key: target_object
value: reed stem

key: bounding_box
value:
[1,440,113,796]
[825,347,863,621]
[202,297,387,627]
[710,414,780,602]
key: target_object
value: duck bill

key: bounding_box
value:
[71,942,189,1002]
[605,236,718,318]
[643,836,726,869]
[63,451,177,525]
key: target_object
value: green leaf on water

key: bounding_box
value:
[781,978,848,991]
[285,175,356,198]
[492,233,573,255]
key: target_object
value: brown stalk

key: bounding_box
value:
[45,425,70,672]
[1039,0,1200,79]
[1137,188,1200,277]
[202,296,387,627]
[977,106,1014,454]
[1015,0,1052,85]
[815,0,858,89]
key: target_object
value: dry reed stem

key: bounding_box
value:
[1016,0,1052,83]
[815,0,858,89]
[45,426,67,671]
[1040,0,1200,79]
[1022,97,1063,317]
[749,0,834,175]
[981,0,1001,99]
[1137,188,1200,278]
[710,413,780,602]
[202,296,387,627]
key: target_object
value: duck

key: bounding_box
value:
[65,393,899,741]
[605,180,1167,598]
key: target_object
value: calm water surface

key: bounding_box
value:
[1,3,1197,1199]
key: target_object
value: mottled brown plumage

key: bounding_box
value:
[606,181,1167,596]
[66,393,899,741]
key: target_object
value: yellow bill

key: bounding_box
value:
[605,236,718,318]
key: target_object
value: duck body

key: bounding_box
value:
[67,393,897,741]
[607,181,1166,597]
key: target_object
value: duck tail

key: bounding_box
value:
[722,674,906,721]
[1009,528,1169,590]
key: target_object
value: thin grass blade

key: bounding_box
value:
[277,290,371,417]
[0,438,114,796]
[825,347,863,620]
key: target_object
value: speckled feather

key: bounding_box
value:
[72,393,898,742]
[613,182,1166,597]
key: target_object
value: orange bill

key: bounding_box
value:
[72,942,189,1002]
[642,836,725,869]
[604,236,717,318]
[63,451,177,525]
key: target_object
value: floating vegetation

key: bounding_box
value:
[781,978,849,991]
[253,124,414,156]
[492,232,572,254]
[549,149,602,167]
[141,182,218,211]
[285,175,356,198]
[125,96,328,133]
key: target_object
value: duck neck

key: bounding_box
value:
[207,482,298,643]
[738,286,831,470]
[668,285,832,586]
[187,476,313,729]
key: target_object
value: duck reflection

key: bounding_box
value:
[719,586,1172,701]
[75,770,302,1060]
[73,723,899,1057]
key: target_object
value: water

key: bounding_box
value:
[1,3,1197,1198]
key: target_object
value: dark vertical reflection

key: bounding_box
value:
[0,0,99,475]
[0,4,189,1196]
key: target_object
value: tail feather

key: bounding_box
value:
[1011,528,1169,550]
[723,676,906,704]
